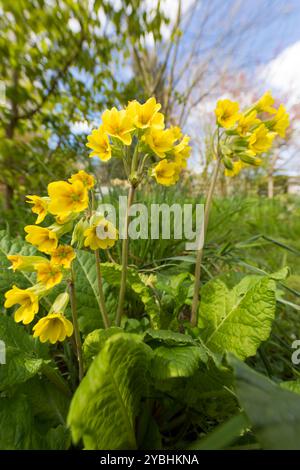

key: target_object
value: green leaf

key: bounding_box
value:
[144,328,195,347]
[0,394,38,449]
[229,355,300,449]
[0,316,48,389]
[68,332,153,450]
[199,275,277,359]
[20,375,70,427]
[82,327,123,368]
[280,380,300,394]
[0,392,70,450]
[269,266,290,281]
[42,425,71,450]
[151,345,207,379]
[74,250,106,333]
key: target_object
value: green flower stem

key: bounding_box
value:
[68,265,84,381]
[115,184,136,326]
[95,249,111,328]
[190,155,222,327]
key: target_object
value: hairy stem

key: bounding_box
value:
[115,184,135,326]
[95,249,110,328]
[68,266,84,381]
[190,156,221,327]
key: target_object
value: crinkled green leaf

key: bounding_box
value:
[68,332,153,450]
[0,316,48,389]
[82,327,123,368]
[151,345,208,379]
[230,355,300,449]
[280,380,300,394]
[0,394,38,449]
[269,266,290,281]
[144,328,195,347]
[199,275,277,359]
[42,425,71,450]
[0,393,70,450]
[74,252,123,334]
[20,375,71,427]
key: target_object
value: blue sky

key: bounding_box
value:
[180,0,300,69]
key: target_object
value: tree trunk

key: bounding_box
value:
[3,184,14,211]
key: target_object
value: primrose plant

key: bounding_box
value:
[4,98,191,381]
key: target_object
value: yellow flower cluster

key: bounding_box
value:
[86,97,191,186]
[214,91,289,177]
[4,170,118,343]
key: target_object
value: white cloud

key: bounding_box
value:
[260,40,300,106]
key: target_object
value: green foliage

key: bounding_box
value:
[68,332,153,450]
[187,413,248,450]
[0,393,70,450]
[82,327,123,368]
[230,355,300,449]
[199,274,277,359]
[150,346,207,379]
[0,316,71,450]
[0,316,48,389]
[1,194,300,450]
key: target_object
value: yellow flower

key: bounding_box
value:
[153,159,180,186]
[48,180,88,215]
[215,99,240,128]
[36,261,63,289]
[255,91,277,114]
[272,104,290,138]
[86,126,112,161]
[236,111,260,136]
[33,313,73,343]
[26,195,49,224]
[224,160,243,177]
[145,128,177,158]
[55,212,73,225]
[101,107,134,145]
[25,226,58,254]
[248,124,275,154]
[68,170,95,189]
[170,126,183,140]
[173,135,191,168]
[7,255,45,272]
[50,245,76,268]
[4,285,39,324]
[126,97,164,130]
[84,217,118,250]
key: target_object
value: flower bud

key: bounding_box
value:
[223,156,234,170]
[71,217,89,248]
[239,152,262,166]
